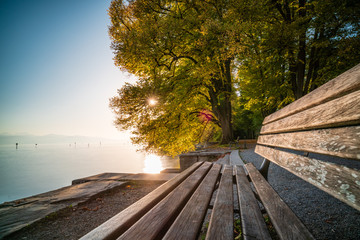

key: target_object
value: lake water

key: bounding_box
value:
[0,143,179,204]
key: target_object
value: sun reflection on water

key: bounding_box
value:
[143,154,163,173]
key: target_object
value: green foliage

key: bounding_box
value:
[234,0,360,100]
[234,218,243,240]
[199,222,209,240]
[233,98,264,139]
[108,0,360,154]
[45,211,58,220]
[110,76,215,156]
[264,215,278,238]
[230,0,360,141]
[108,0,239,154]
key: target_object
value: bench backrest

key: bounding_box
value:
[255,63,360,211]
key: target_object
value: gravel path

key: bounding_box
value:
[240,148,360,240]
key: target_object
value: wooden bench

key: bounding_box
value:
[80,161,315,240]
[80,64,360,240]
[256,63,360,211]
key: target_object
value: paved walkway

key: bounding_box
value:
[72,172,177,184]
[229,150,245,166]
[215,150,246,166]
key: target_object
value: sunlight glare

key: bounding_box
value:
[143,154,163,173]
[148,98,157,106]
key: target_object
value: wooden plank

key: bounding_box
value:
[263,63,360,125]
[117,162,212,240]
[245,163,315,240]
[206,165,234,240]
[163,164,222,240]
[235,166,271,240]
[260,89,360,134]
[80,161,203,240]
[255,145,360,211]
[257,126,360,160]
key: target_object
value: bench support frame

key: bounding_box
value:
[259,158,270,180]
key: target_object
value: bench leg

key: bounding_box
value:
[259,158,270,180]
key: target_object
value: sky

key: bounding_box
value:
[0,0,136,139]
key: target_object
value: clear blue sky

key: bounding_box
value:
[0,0,136,139]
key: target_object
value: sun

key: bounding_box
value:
[148,98,157,106]
[143,154,163,173]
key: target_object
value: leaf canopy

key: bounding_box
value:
[108,0,360,155]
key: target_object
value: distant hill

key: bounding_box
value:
[0,134,123,145]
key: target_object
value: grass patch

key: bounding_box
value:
[198,219,244,239]
[199,222,209,240]
[234,218,243,239]
[264,214,279,239]
[45,211,58,220]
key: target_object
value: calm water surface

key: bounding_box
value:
[0,143,179,204]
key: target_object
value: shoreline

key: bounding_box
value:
[0,172,177,239]
[3,181,164,240]
[0,148,229,239]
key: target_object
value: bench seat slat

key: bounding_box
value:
[80,161,203,240]
[117,162,212,240]
[260,89,360,134]
[163,164,221,240]
[258,126,360,160]
[255,145,360,211]
[245,163,315,240]
[263,63,360,125]
[206,165,234,240]
[235,166,271,240]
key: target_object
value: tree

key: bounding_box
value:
[108,0,360,154]
[110,76,212,155]
[108,0,239,153]
[235,0,360,100]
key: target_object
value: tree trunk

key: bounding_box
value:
[276,0,309,100]
[207,59,234,144]
[207,86,234,144]
[219,111,233,144]
[296,0,307,99]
